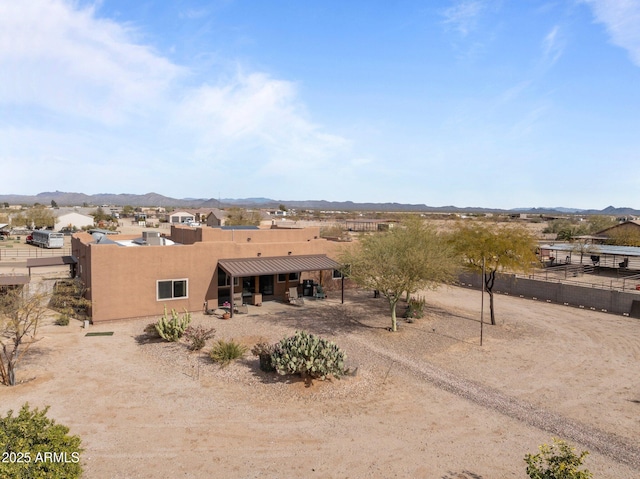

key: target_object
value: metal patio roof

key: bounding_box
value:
[26,256,78,268]
[0,274,30,286]
[540,243,640,257]
[218,254,341,277]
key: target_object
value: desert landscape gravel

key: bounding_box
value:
[2,281,639,478]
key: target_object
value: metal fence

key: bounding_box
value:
[0,247,72,261]
[518,265,640,293]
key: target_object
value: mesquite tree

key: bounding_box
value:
[0,288,48,386]
[340,217,458,332]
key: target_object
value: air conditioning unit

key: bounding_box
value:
[142,231,162,245]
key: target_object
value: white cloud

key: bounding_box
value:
[442,1,487,36]
[0,0,183,124]
[173,71,349,172]
[581,0,640,66]
[180,8,210,20]
[0,0,350,194]
[542,25,565,66]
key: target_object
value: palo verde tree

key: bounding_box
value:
[340,217,458,332]
[0,287,49,386]
[450,221,539,325]
[524,438,592,479]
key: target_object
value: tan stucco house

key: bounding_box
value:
[72,225,345,322]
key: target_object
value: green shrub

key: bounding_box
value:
[155,306,191,342]
[524,438,592,479]
[251,341,276,372]
[404,296,426,320]
[54,314,70,326]
[271,331,346,381]
[209,339,247,366]
[144,322,160,337]
[183,325,216,351]
[0,403,83,479]
[50,279,91,320]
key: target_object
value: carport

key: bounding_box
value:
[539,243,640,271]
[26,255,78,278]
[0,274,30,293]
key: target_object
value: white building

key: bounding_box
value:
[166,211,196,224]
[55,212,94,231]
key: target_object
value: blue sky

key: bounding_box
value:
[1,1,639,209]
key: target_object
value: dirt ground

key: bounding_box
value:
[1,283,639,479]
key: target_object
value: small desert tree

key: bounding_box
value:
[604,227,640,247]
[586,215,616,234]
[571,240,600,265]
[450,222,539,325]
[340,217,458,332]
[16,206,56,229]
[224,207,262,226]
[524,438,592,479]
[0,287,49,386]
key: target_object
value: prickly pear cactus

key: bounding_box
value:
[155,306,192,341]
[271,330,346,380]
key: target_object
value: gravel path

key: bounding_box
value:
[345,333,640,471]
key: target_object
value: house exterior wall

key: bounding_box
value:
[72,226,346,322]
[206,213,223,227]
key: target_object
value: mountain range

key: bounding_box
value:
[1,191,638,216]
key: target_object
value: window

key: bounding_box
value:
[277,272,300,283]
[157,279,188,300]
[217,269,239,287]
[332,269,344,279]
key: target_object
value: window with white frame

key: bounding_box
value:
[332,269,344,279]
[157,279,188,300]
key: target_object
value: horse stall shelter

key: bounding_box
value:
[71,225,344,322]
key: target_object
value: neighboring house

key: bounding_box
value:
[595,221,640,245]
[166,211,196,224]
[184,208,218,223]
[55,211,94,231]
[72,225,345,322]
[206,209,226,227]
[267,210,287,217]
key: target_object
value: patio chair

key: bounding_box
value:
[287,286,304,306]
[233,292,244,305]
[234,304,249,314]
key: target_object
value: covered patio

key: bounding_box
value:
[216,254,343,317]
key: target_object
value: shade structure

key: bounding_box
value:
[218,254,341,277]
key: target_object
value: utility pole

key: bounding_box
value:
[480,256,485,347]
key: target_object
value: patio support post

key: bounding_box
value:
[230,274,235,317]
[285,275,289,301]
